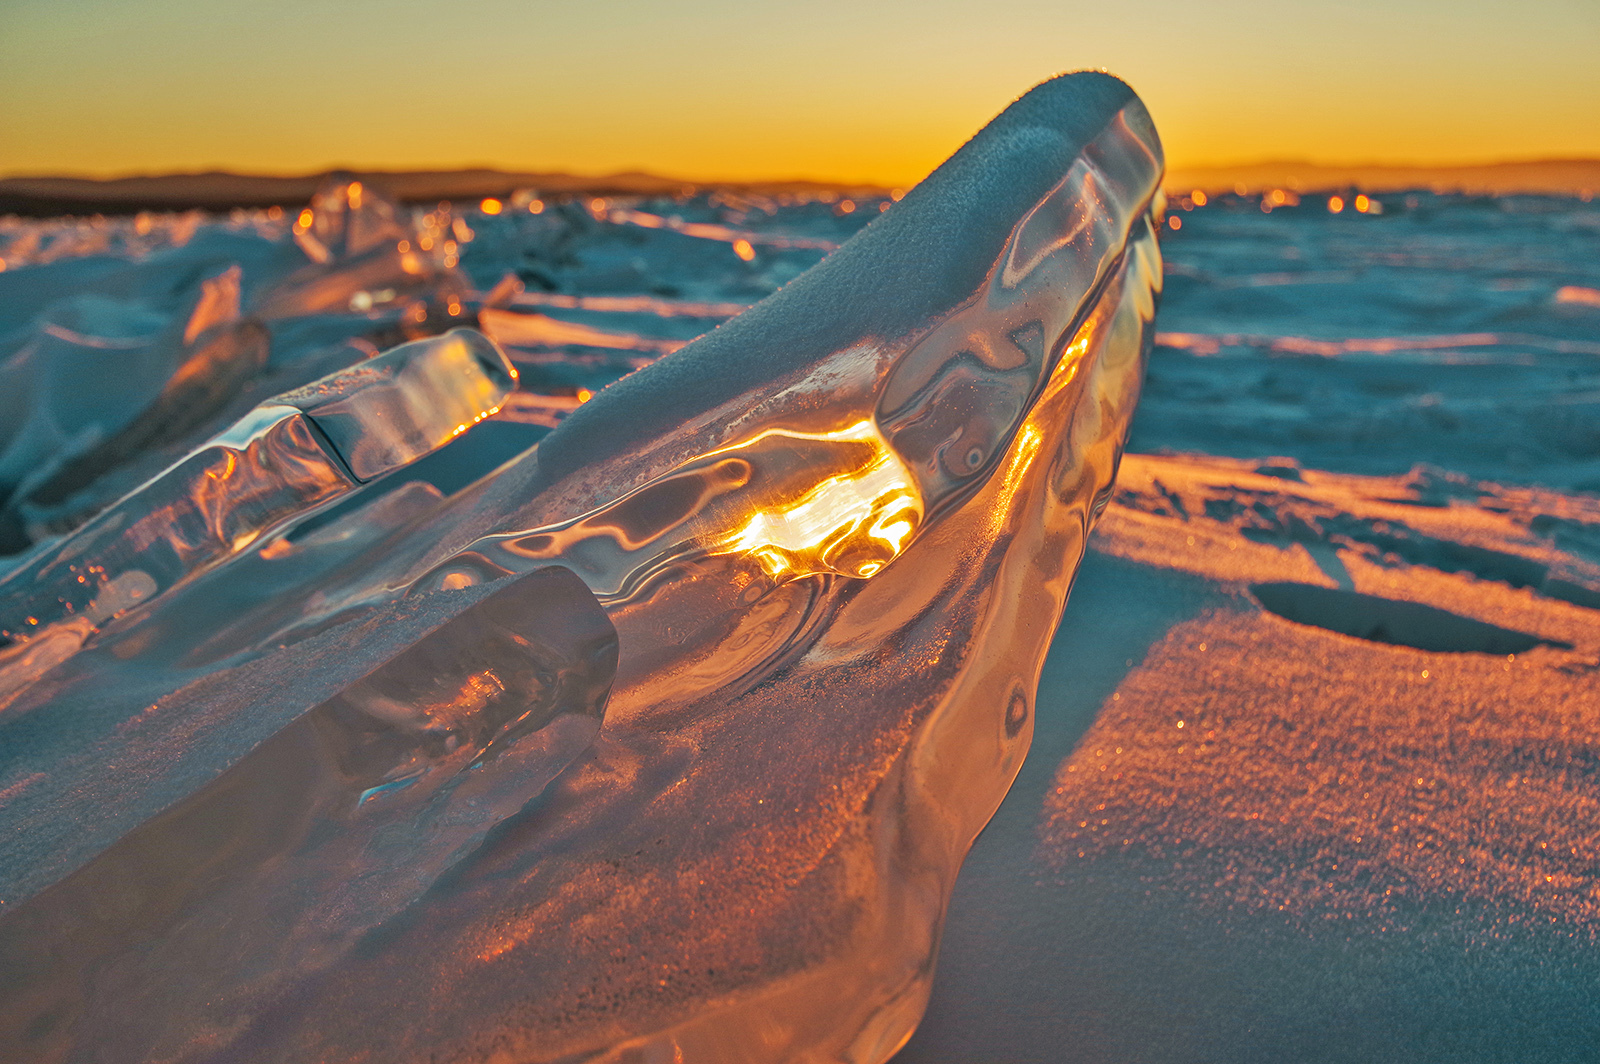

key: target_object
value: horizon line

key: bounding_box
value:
[6,155,1600,187]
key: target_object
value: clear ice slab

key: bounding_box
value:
[0,71,1164,1063]
[0,328,515,701]
[0,564,617,1061]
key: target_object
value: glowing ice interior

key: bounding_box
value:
[0,71,1163,1063]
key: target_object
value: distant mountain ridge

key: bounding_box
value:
[3,158,1596,217]
[0,168,888,217]
[1164,158,1600,196]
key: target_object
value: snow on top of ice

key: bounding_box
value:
[533,72,1151,485]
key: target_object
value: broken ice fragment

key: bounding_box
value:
[0,266,257,551]
[277,327,515,481]
[340,73,1164,1064]
[0,565,617,1062]
[253,176,472,323]
[0,328,514,661]
[20,319,269,511]
[292,175,411,265]
[0,299,171,504]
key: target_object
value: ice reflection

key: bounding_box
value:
[0,72,1163,1064]
[418,415,924,595]
[716,420,920,579]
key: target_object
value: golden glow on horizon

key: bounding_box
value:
[480,197,503,214]
[1,0,1596,185]
[1328,195,1345,213]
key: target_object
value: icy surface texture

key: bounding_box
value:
[0,72,1163,1063]
[898,453,1600,1064]
[1137,190,1600,489]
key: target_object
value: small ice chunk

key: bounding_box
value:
[181,263,242,342]
[252,176,473,324]
[292,175,411,265]
[0,329,515,662]
[277,327,517,481]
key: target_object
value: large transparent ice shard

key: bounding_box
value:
[411,83,1162,607]
[0,72,1163,1064]
[0,329,514,686]
[0,565,617,1063]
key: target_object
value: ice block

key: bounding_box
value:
[0,328,514,673]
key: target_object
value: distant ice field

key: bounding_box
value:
[2,182,1598,1063]
[4,188,1597,498]
[1139,191,1600,491]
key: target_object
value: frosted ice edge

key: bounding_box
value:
[405,81,1161,614]
[524,72,1153,491]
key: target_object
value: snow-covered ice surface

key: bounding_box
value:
[1135,192,1600,490]
[896,195,1600,1063]
[899,456,1600,1064]
[1,71,1599,1061]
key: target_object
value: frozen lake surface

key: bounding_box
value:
[1,163,1598,1061]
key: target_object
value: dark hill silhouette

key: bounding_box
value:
[3,158,1596,217]
[0,168,888,217]
[1164,157,1600,196]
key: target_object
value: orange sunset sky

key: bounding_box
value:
[2,0,1597,186]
